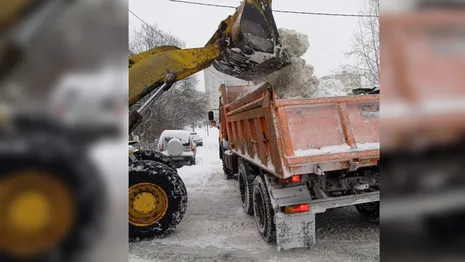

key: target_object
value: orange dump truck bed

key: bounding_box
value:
[380,11,465,223]
[382,11,465,151]
[219,83,380,178]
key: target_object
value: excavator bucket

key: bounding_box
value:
[209,0,289,81]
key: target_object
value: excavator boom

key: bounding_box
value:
[129,44,220,106]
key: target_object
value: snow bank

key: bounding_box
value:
[253,28,347,99]
[176,127,230,192]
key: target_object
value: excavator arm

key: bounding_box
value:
[129,43,221,106]
[128,0,287,111]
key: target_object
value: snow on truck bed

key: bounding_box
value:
[294,142,380,157]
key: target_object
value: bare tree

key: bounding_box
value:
[129,24,208,146]
[343,0,380,88]
[129,24,185,54]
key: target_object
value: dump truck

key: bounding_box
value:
[381,3,465,239]
[209,82,380,250]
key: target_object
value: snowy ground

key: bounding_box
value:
[129,127,379,262]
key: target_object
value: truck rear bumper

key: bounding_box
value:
[263,175,379,250]
[275,190,379,213]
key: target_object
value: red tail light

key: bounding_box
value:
[159,144,163,151]
[291,175,301,183]
[285,204,309,214]
[283,175,301,184]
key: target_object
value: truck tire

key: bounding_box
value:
[129,160,187,240]
[0,136,104,262]
[355,201,380,224]
[252,176,276,243]
[238,161,255,215]
[133,150,177,171]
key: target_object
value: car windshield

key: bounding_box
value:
[192,135,201,140]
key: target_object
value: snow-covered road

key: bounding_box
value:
[129,127,380,262]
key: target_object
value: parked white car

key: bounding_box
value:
[157,130,196,167]
[190,132,203,146]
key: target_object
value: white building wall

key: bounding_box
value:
[321,71,367,90]
[204,66,250,119]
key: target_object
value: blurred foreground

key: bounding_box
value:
[381,0,465,261]
[0,0,128,261]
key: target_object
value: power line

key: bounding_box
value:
[169,0,379,18]
[129,9,169,41]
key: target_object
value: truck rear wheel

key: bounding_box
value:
[238,161,255,215]
[133,150,177,171]
[252,176,276,242]
[355,201,380,224]
[129,160,187,240]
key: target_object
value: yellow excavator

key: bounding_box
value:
[128,0,288,130]
[127,0,289,240]
[0,0,288,261]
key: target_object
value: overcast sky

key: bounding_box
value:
[129,0,368,92]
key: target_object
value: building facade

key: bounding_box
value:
[204,66,250,119]
[321,71,366,90]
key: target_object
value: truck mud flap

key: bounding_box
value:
[224,150,239,174]
[275,211,316,250]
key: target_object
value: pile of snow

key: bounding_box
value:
[278,28,309,57]
[253,28,348,99]
[257,56,320,99]
[312,79,348,98]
